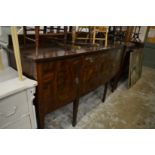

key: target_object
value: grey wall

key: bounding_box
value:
[143,44,155,68]
[0,26,10,45]
[143,27,155,69]
[0,26,24,45]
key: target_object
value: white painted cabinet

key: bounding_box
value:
[0,67,37,129]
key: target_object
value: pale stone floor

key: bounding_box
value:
[44,66,155,129]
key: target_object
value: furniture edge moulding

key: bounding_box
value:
[26,87,38,128]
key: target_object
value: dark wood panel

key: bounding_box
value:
[80,54,100,95]
[110,48,123,77]
[55,58,80,107]
[99,53,112,84]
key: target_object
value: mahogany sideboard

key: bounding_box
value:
[7,44,124,128]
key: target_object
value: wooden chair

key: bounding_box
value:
[115,27,128,44]
[43,26,67,34]
[92,26,108,47]
[131,26,141,42]
[23,26,68,54]
[23,26,40,55]
[74,26,91,44]
[124,26,134,45]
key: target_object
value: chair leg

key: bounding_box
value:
[72,98,79,127]
[23,26,27,47]
[102,82,108,102]
[35,26,40,56]
[43,26,47,34]
[105,32,108,47]
[93,28,96,44]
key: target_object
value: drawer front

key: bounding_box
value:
[0,91,29,128]
[4,115,32,129]
[37,58,81,113]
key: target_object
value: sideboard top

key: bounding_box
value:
[7,44,124,62]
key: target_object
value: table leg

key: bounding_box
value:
[102,82,108,102]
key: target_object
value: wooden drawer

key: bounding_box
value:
[0,91,29,128]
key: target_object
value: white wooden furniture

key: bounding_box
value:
[0,67,37,129]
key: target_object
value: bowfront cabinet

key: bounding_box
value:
[8,46,124,128]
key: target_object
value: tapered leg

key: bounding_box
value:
[102,82,108,102]
[72,98,79,127]
[23,26,27,47]
[111,76,119,92]
[113,81,118,91]
[111,79,115,92]
[36,113,45,129]
[43,26,47,34]
[64,26,67,48]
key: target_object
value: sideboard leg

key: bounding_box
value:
[111,76,118,92]
[102,82,108,102]
[113,80,118,91]
[39,119,44,129]
[72,98,79,127]
[111,80,115,92]
[36,112,45,129]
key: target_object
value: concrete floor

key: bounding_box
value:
[45,66,155,129]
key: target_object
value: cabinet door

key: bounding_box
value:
[108,48,123,78]
[55,58,80,107]
[80,54,100,95]
[37,58,80,113]
[98,53,112,84]
[38,61,57,113]
[115,48,123,75]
